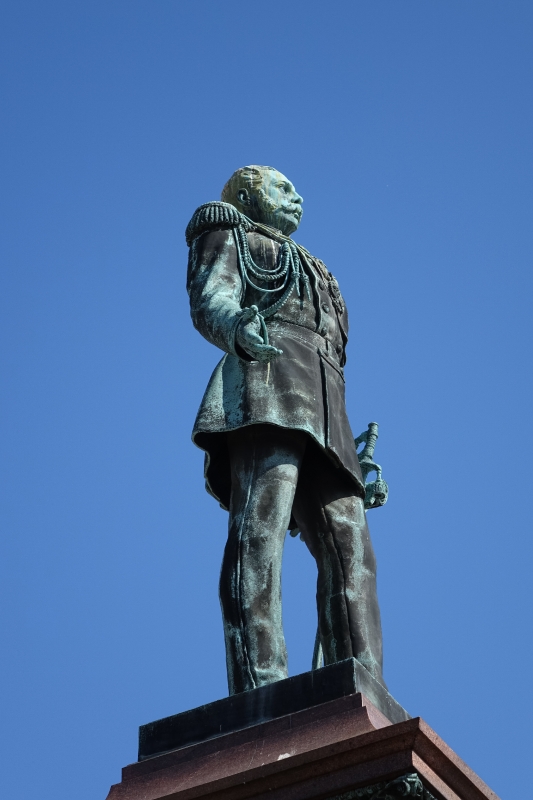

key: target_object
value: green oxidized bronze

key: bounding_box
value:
[186,165,390,695]
[326,772,436,800]
[356,422,389,510]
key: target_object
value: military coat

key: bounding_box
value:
[186,203,365,509]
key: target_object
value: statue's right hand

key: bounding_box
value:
[236,309,283,364]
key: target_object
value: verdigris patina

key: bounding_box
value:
[186,166,388,695]
[327,773,436,800]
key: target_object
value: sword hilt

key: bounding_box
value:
[355,422,388,509]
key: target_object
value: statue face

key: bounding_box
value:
[238,168,303,236]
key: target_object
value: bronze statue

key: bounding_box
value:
[186,166,387,695]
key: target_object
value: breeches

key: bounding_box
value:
[220,424,384,695]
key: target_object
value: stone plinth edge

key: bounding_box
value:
[107,693,499,800]
[139,658,409,760]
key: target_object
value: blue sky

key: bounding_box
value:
[1,2,532,798]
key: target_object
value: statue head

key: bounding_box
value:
[221,165,303,236]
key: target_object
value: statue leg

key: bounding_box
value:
[221,424,306,695]
[292,446,386,687]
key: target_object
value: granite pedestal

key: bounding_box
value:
[139,659,409,759]
[106,660,499,800]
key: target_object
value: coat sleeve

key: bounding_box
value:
[187,228,251,359]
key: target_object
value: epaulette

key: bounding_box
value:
[185,201,254,247]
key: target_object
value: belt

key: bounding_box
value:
[267,320,344,379]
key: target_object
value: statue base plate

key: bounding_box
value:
[106,662,499,800]
[139,658,408,760]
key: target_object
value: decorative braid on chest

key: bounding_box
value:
[234,225,312,318]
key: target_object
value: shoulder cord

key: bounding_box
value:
[248,220,326,281]
[233,223,312,347]
[234,224,311,301]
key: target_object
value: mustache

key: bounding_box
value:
[283,204,303,219]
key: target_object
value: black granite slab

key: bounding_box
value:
[138,659,410,761]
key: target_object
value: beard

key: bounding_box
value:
[255,190,302,234]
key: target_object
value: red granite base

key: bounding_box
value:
[106,693,498,800]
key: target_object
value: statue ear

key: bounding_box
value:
[237,188,250,207]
